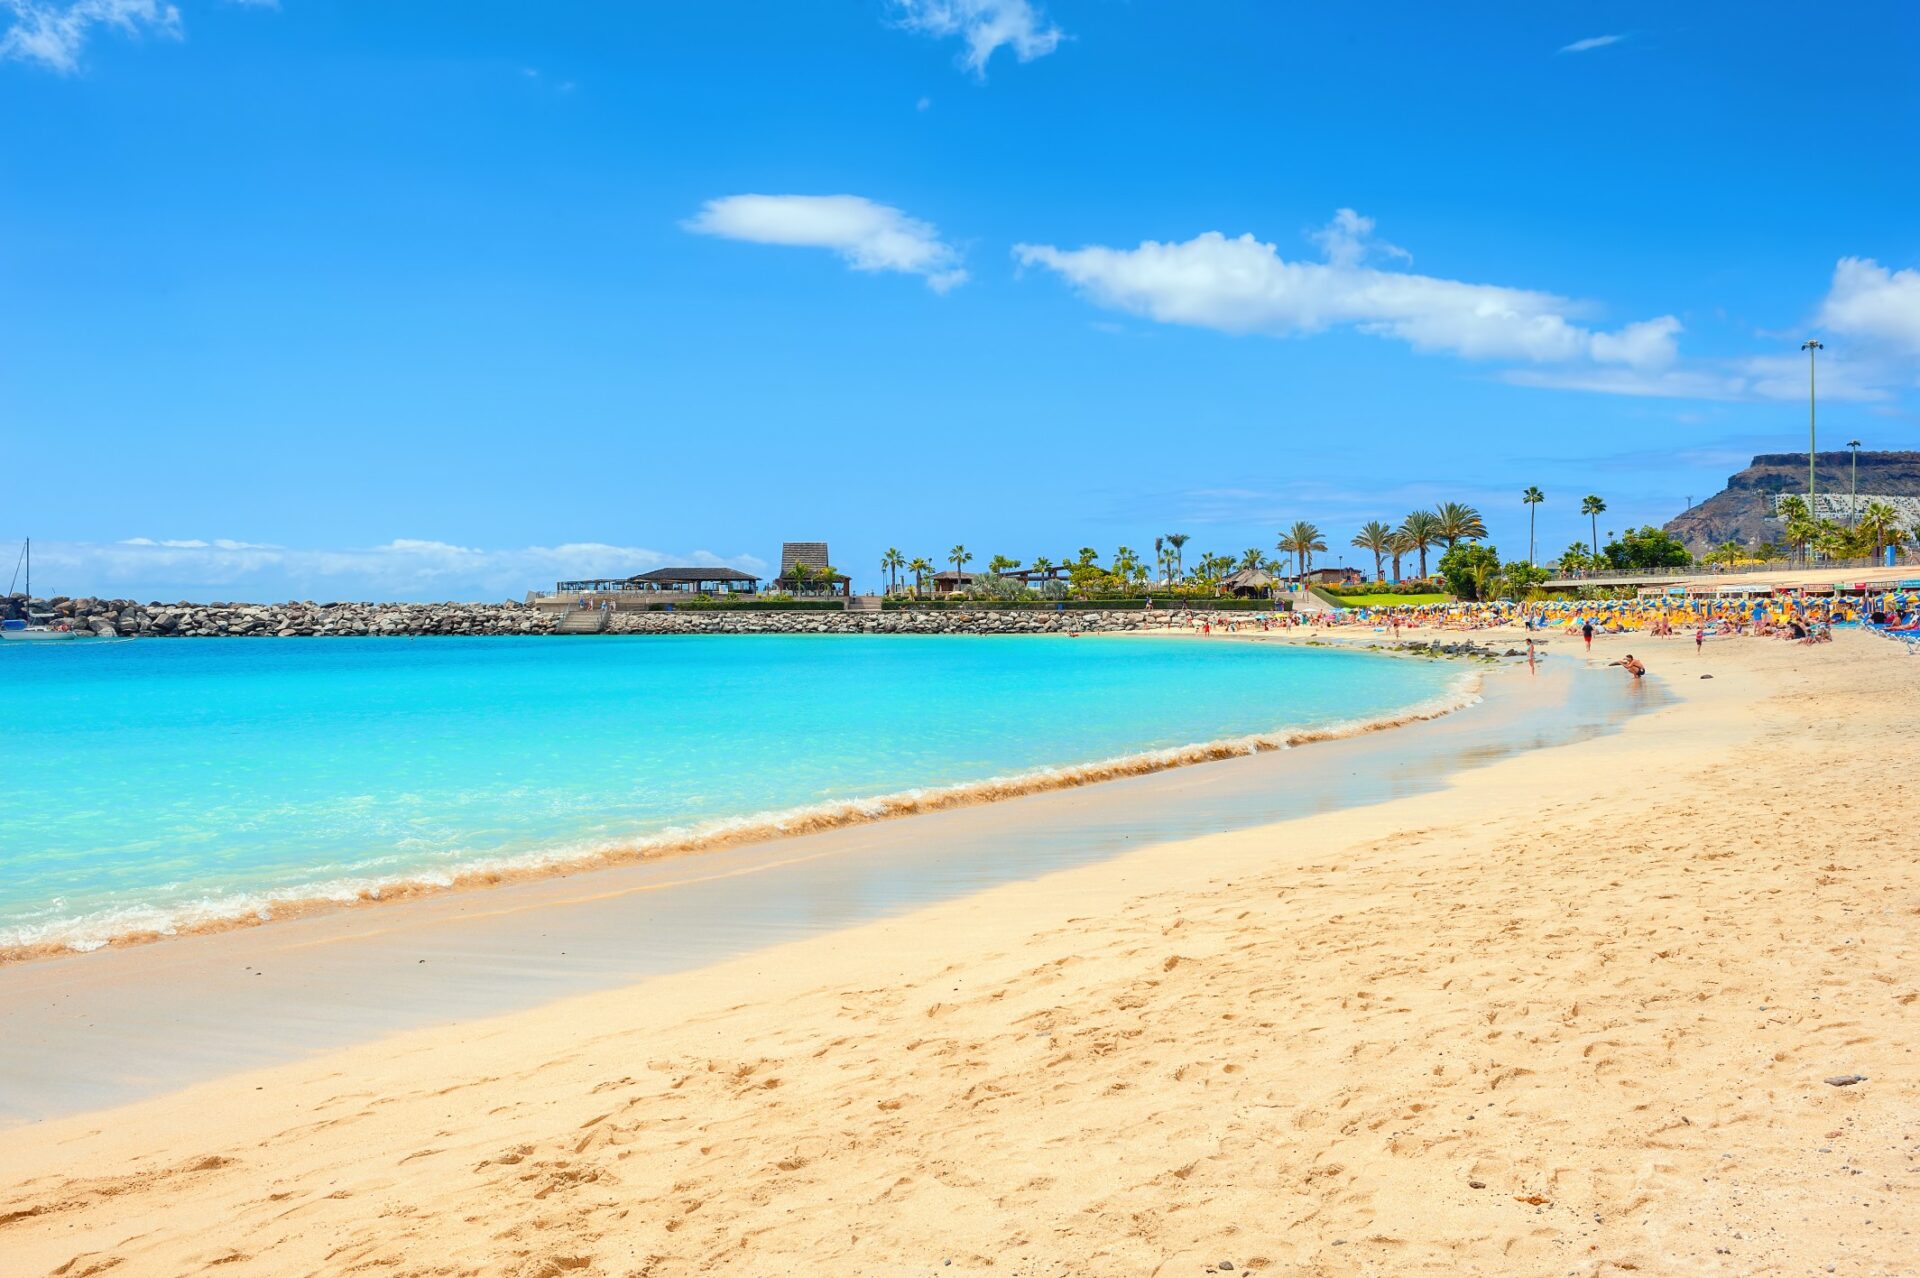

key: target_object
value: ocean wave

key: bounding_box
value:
[0,672,1482,964]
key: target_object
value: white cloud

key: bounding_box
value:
[1014,210,1681,369]
[31,538,770,602]
[1733,351,1891,402]
[1816,257,1920,356]
[1559,33,1626,54]
[0,0,179,72]
[1309,208,1409,269]
[1501,351,1889,403]
[1589,316,1683,368]
[891,0,1062,77]
[685,194,967,292]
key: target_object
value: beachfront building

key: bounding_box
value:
[927,564,1067,596]
[627,568,761,595]
[773,541,851,597]
[1007,564,1070,587]
[1298,566,1364,587]
[552,568,761,597]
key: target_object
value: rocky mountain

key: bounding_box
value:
[1663,451,1920,552]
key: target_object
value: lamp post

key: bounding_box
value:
[1848,439,1862,528]
[1801,339,1823,562]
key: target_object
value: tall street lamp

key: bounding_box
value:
[1801,340,1823,513]
[1801,339,1823,563]
[1848,439,1862,528]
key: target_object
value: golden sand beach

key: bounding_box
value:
[2,630,1915,1276]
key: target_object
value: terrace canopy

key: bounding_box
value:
[627,568,760,594]
[554,568,760,595]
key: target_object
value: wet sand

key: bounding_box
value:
[2,630,1915,1276]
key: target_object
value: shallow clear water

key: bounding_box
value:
[0,635,1458,951]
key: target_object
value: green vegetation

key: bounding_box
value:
[889,496,1523,607]
[1600,525,1691,570]
[1437,543,1501,600]
[1432,542,1550,603]
[669,597,845,612]
[1324,591,1452,608]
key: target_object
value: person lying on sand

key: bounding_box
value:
[1608,654,1647,679]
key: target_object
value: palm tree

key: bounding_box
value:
[1166,532,1190,580]
[1703,539,1745,568]
[788,562,812,594]
[1030,555,1055,585]
[1283,521,1327,582]
[986,554,1018,577]
[882,547,905,593]
[1857,501,1903,558]
[1397,510,1441,580]
[907,556,933,596]
[1239,547,1263,571]
[1387,531,1414,583]
[1580,495,1607,560]
[1521,487,1545,565]
[1351,520,1394,582]
[1433,501,1487,549]
[1469,560,1504,604]
[948,545,972,583]
[1275,529,1300,581]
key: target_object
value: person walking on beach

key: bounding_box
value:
[1582,620,1595,653]
[1695,626,1705,655]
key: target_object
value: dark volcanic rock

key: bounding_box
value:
[1665,451,1920,553]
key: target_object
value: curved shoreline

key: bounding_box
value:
[0,667,1484,965]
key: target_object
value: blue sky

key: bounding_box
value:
[3,1,1916,600]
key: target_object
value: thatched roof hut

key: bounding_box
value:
[774,541,849,596]
[1219,567,1275,597]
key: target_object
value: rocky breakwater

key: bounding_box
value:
[607,609,1156,635]
[0,595,550,638]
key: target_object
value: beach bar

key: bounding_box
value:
[553,568,762,598]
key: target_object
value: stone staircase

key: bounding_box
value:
[553,608,612,634]
[846,595,883,613]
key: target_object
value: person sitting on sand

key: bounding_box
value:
[1608,654,1646,680]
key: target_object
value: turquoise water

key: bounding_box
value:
[0,635,1461,953]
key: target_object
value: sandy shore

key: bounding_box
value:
[3,631,1916,1275]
